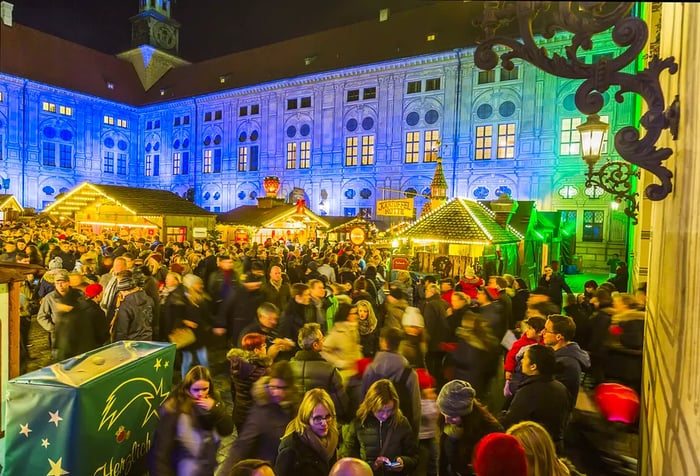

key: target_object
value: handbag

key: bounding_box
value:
[168,327,197,349]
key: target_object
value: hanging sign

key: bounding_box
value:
[376,199,414,217]
[349,226,366,245]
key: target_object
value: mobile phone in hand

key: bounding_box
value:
[385,462,400,467]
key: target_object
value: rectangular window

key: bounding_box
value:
[250,145,259,171]
[146,120,152,130]
[250,104,259,115]
[299,140,311,168]
[42,102,56,113]
[43,142,56,166]
[424,130,440,162]
[117,154,127,175]
[300,97,312,108]
[361,135,374,166]
[560,117,581,156]
[0,92,3,102]
[146,154,153,176]
[117,118,128,128]
[405,131,420,163]
[583,210,604,242]
[104,151,114,173]
[214,110,222,121]
[497,123,516,159]
[59,105,73,116]
[344,207,357,217]
[286,142,297,169]
[181,151,189,174]
[238,147,248,172]
[59,144,72,168]
[173,152,181,175]
[203,149,212,173]
[154,119,161,129]
[183,115,190,125]
[359,208,373,220]
[406,81,421,94]
[0,134,3,160]
[363,87,376,100]
[287,98,298,110]
[500,66,519,81]
[347,89,360,102]
[103,115,115,125]
[166,226,187,243]
[425,78,441,91]
[153,154,159,176]
[174,116,181,127]
[478,70,496,84]
[239,106,248,117]
[204,111,212,122]
[475,125,493,160]
[213,149,221,173]
[345,137,358,166]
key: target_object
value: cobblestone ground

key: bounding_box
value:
[23,319,237,466]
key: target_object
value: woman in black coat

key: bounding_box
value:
[227,333,271,433]
[341,379,419,475]
[275,388,339,476]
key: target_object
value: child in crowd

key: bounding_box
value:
[399,306,428,368]
[503,316,545,405]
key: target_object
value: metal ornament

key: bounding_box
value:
[474,1,680,222]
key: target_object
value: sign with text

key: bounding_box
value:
[391,255,410,271]
[349,226,366,245]
[376,198,414,217]
[192,227,208,238]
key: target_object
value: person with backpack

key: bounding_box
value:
[361,327,421,437]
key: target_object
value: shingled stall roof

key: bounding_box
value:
[42,183,213,217]
[217,204,330,229]
[0,195,24,213]
[398,198,523,245]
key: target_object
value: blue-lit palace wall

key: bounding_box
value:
[0,32,634,269]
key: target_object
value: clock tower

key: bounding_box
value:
[118,0,189,91]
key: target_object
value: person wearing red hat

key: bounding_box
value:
[472,432,528,476]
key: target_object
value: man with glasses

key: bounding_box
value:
[543,314,590,409]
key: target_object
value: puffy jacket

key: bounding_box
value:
[290,350,349,422]
[275,432,337,476]
[227,349,270,430]
[341,413,419,475]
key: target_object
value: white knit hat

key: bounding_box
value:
[402,307,425,328]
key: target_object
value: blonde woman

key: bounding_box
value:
[275,388,339,476]
[355,300,379,357]
[506,421,584,476]
[342,379,418,474]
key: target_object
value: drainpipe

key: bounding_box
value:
[21,80,26,205]
[451,49,462,197]
[193,98,199,206]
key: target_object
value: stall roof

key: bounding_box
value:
[42,183,213,217]
[0,195,24,213]
[398,198,523,245]
[217,204,330,229]
[323,216,390,233]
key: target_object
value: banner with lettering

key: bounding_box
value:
[3,341,175,476]
[376,198,415,217]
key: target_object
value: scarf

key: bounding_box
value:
[357,314,377,336]
[301,426,338,462]
[443,423,464,439]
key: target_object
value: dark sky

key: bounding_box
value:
[12,0,434,62]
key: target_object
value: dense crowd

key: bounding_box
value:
[4,220,645,475]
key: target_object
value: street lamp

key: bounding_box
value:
[576,114,639,223]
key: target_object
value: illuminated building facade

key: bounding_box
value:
[0,1,636,269]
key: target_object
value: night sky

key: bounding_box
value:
[12,0,434,62]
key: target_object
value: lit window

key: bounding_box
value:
[42,102,57,113]
[584,185,605,199]
[59,105,73,116]
[424,130,440,162]
[345,137,358,166]
[406,81,421,94]
[497,123,516,159]
[361,135,374,166]
[286,143,297,169]
[145,154,159,176]
[173,152,181,175]
[0,92,4,102]
[299,141,311,168]
[104,151,114,173]
[558,185,578,199]
[427,34,436,41]
[203,149,212,173]
[104,115,115,125]
[347,90,360,102]
[425,78,441,91]
[117,118,128,128]
[238,147,248,172]
[475,125,493,160]
[478,70,496,84]
[405,131,420,163]
[560,117,582,156]
[363,87,376,100]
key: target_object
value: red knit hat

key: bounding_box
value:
[355,357,373,378]
[415,368,435,390]
[473,433,528,476]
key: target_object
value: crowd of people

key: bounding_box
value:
[4,220,645,475]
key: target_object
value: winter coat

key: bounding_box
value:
[500,374,571,444]
[555,342,591,409]
[55,297,109,360]
[227,349,270,430]
[278,299,314,342]
[362,351,421,436]
[384,298,408,330]
[111,288,153,342]
[449,320,501,398]
[290,350,349,422]
[341,413,419,475]
[538,273,573,308]
[149,398,233,476]
[169,291,213,351]
[398,333,427,369]
[422,294,450,351]
[261,279,292,312]
[511,288,530,324]
[275,432,337,476]
[219,284,265,344]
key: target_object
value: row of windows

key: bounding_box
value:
[239,104,260,117]
[347,88,376,102]
[475,124,516,160]
[103,115,128,128]
[407,77,442,94]
[42,101,73,116]
[103,152,128,175]
[477,66,520,85]
[174,115,190,126]
[287,97,312,111]
[204,110,223,122]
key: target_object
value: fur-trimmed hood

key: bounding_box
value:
[227,348,271,379]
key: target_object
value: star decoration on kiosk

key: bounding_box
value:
[47,457,69,476]
[19,423,32,437]
[48,410,63,428]
[164,360,169,368]
[154,358,162,371]
[41,438,50,448]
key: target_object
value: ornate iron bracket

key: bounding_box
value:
[585,161,640,223]
[474,2,679,211]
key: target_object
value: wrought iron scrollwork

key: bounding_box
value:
[585,161,639,223]
[475,1,679,217]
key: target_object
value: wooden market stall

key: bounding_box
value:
[0,195,24,223]
[397,196,524,279]
[217,198,330,246]
[42,183,215,242]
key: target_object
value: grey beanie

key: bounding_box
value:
[117,270,136,291]
[437,379,476,417]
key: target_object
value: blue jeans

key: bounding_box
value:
[181,347,209,377]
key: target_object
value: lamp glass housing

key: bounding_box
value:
[577,114,609,165]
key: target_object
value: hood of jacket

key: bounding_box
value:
[227,348,270,379]
[555,342,591,370]
[368,351,409,380]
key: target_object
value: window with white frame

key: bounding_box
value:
[104,151,114,173]
[42,102,56,113]
[117,153,127,175]
[117,118,128,128]
[560,115,609,156]
[497,123,516,159]
[103,115,115,125]
[299,140,311,168]
[286,142,297,169]
[203,149,221,174]
[145,154,159,176]
[345,137,358,166]
[360,135,374,166]
[475,125,493,160]
[405,131,420,163]
[59,105,73,116]
[423,130,440,162]
[237,147,248,172]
